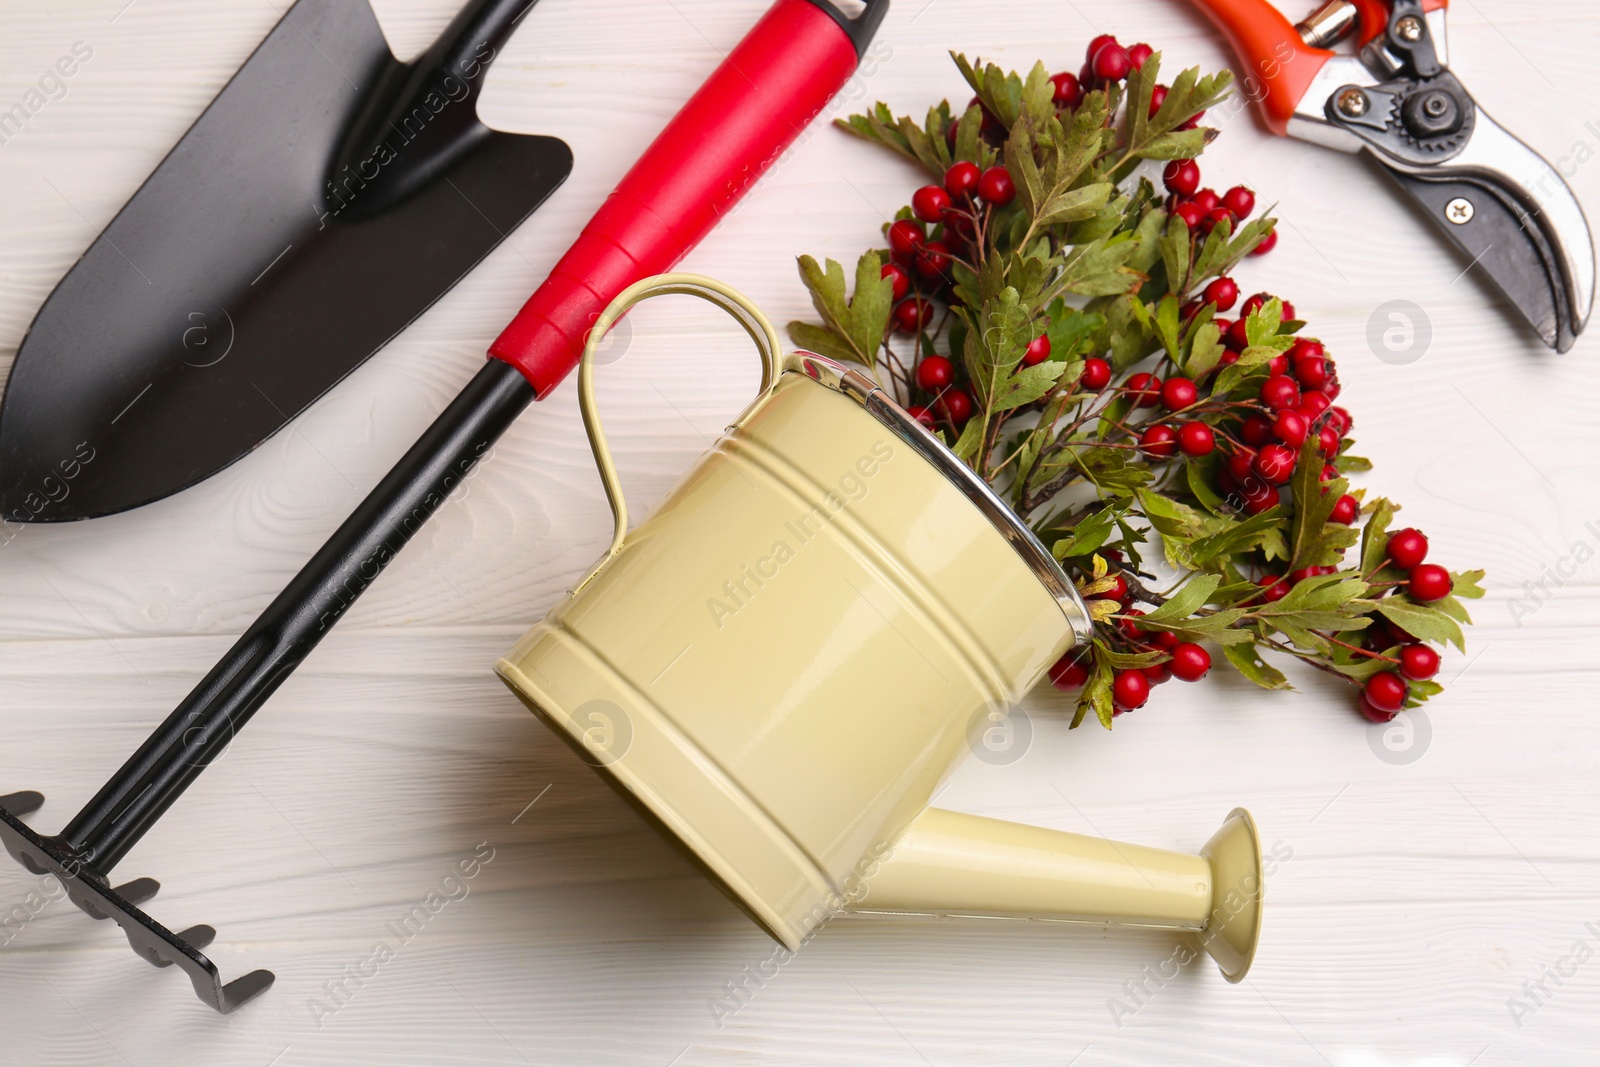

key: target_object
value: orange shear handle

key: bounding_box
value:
[1187,0,1331,136]
[1188,0,1452,136]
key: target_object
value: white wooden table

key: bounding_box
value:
[2,1,1597,1063]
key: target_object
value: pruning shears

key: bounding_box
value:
[1191,0,1595,351]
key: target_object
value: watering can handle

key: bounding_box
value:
[577,273,785,565]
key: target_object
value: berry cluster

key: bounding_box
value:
[796,42,1482,729]
[1357,527,1449,723]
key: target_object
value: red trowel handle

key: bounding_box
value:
[490,0,887,396]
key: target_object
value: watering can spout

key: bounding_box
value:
[850,807,1263,982]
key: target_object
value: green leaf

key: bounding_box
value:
[1452,568,1487,599]
[792,253,892,366]
[786,321,868,367]
[1052,507,1117,559]
[1075,648,1116,729]
[1043,302,1104,362]
[1188,507,1285,569]
[1224,642,1291,690]
[1289,436,1354,570]
[1054,232,1143,297]
[1373,598,1467,652]
[962,286,1032,409]
[950,414,986,461]
[1004,120,1046,221]
[990,361,1066,412]
[1142,573,1221,622]
[1184,321,1224,378]
[1360,497,1398,574]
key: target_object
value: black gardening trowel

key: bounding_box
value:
[0,0,572,522]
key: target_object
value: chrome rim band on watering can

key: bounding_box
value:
[499,273,1262,982]
[573,273,1094,641]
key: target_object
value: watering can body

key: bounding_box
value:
[496,276,1263,980]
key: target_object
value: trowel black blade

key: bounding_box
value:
[0,0,572,522]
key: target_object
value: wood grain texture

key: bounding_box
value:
[2,0,1599,1063]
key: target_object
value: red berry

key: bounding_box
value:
[1099,573,1130,601]
[906,405,935,428]
[1080,357,1112,391]
[916,355,954,392]
[1399,644,1441,681]
[1112,669,1150,710]
[1148,84,1169,119]
[1144,661,1172,685]
[1222,185,1255,218]
[1322,377,1342,401]
[1298,391,1331,420]
[1254,443,1296,484]
[1295,356,1331,391]
[1203,276,1239,312]
[881,262,910,302]
[1117,607,1147,640]
[1049,71,1082,108]
[1241,292,1268,317]
[1127,43,1154,70]
[1140,424,1178,459]
[1330,494,1359,524]
[1173,201,1205,229]
[1365,671,1408,713]
[1320,463,1339,482]
[1049,654,1090,690]
[1203,208,1236,234]
[1242,483,1280,514]
[887,219,925,258]
[1091,40,1132,81]
[1359,694,1397,724]
[1192,188,1219,214]
[1218,349,1241,367]
[978,166,1016,206]
[1240,414,1273,447]
[1409,563,1452,602]
[1318,424,1341,459]
[1249,229,1278,256]
[1259,374,1300,411]
[1023,333,1052,366]
[937,388,974,424]
[1289,339,1325,362]
[1257,574,1290,602]
[1151,630,1181,649]
[1169,642,1211,682]
[1163,159,1200,198]
[915,240,952,279]
[944,161,980,199]
[1085,34,1119,61]
[912,185,952,224]
[1272,410,1309,447]
[1160,376,1198,411]
[1280,300,1297,321]
[1327,406,1353,437]
[1178,421,1214,456]
[1180,109,1206,130]
[894,298,932,333]
[1388,528,1429,570]
[1225,318,1251,349]
[1126,372,1162,407]
[1226,449,1257,484]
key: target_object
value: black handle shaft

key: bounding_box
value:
[60,361,535,871]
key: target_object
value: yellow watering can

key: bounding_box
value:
[496,274,1264,981]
